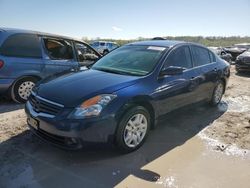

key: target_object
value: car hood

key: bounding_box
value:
[239,51,250,57]
[35,69,140,107]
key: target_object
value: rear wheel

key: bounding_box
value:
[115,106,150,153]
[11,77,38,103]
[210,80,224,106]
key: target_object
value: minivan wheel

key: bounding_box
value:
[11,77,38,103]
[115,106,150,153]
[210,80,224,106]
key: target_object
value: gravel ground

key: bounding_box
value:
[201,67,250,151]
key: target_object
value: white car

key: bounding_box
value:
[90,41,119,55]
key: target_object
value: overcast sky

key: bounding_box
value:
[0,0,249,39]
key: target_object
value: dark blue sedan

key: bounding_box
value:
[25,40,230,152]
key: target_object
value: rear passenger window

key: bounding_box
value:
[164,46,192,69]
[192,46,211,66]
[209,51,216,62]
[43,38,73,60]
[0,33,42,58]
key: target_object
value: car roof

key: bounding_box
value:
[126,40,185,48]
[94,41,117,44]
[234,43,250,46]
[0,27,85,43]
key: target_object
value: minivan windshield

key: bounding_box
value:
[92,45,166,76]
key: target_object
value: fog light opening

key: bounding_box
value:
[65,138,78,146]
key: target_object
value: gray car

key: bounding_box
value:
[90,41,119,55]
[0,28,101,103]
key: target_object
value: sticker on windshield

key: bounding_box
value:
[147,46,166,51]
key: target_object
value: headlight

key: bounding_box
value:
[69,94,117,119]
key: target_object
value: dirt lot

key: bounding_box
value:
[0,66,249,188]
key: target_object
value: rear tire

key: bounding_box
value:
[210,80,224,106]
[11,77,38,103]
[115,106,150,153]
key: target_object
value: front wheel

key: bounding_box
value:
[115,106,150,153]
[11,77,38,103]
[210,80,224,106]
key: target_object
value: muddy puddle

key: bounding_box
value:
[218,96,250,113]
[117,137,250,188]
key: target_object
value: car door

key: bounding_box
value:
[73,41,101,68]
[190,45,218,101]
[41,37,79,78]
[0,33,44,79]
[153,45,202,116]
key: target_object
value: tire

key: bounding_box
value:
[115,106,150,153]
[11,77,38,103]
[210,80,224,106]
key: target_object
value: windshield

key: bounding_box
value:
[92,45,166,76]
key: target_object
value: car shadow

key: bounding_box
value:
[0,102,228,188]
[0,97,24,113]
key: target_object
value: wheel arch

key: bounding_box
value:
[115,96,156,129]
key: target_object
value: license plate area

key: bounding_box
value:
[27,116,39,130]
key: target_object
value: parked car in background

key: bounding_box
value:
[234,43,250,50]
[224,45,247,61]
[235,48,250,72]
[0,28,101,103]
[208,47,232,63]
[90,41,119,55]
[26,40,230,152]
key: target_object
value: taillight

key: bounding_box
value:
[0,60,4,69]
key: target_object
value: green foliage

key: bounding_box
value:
[83,36,250,47]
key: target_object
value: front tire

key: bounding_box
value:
[115,106,150,153]
[11,77,38,103]
[210,80,224,106]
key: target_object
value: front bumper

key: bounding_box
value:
[235,63,250,71]
[25,101,118,149]
[0,78,15,94]
[235,60,250,71]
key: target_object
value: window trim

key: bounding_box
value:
[0,33,42,59]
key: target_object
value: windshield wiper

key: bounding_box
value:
[94,67,133,76]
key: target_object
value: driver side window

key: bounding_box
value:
[164,46,192,69]
[74,42,99,66]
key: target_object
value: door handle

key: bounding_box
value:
[213,68,218,72]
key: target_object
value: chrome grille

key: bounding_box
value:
[29,92,64,115]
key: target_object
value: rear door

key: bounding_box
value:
[41,37,79,77]
[190,45,218,100]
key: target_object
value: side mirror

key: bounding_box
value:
[159,66,185,77]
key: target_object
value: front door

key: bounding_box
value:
[41,37,79,78]
[152,45,201,116]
